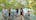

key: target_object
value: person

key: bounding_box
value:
[20,8,24,20]
[9,8,11,17]
[11,8,16,16]
[26,10,30,20]
[2,8,8,20]
[16,8,18,17]
[20,8,23,16]
[28,10,30,16]
[10,8,16,20]
[23,8,28,16]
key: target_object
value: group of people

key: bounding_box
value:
[2,8,24,16]
[2,7,31,20]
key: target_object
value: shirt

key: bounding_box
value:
[2,9,8,16]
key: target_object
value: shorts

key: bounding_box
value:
[28,14,30,16]
[9,13,10,16]
[21,12,22,15]
[16,12,18,14]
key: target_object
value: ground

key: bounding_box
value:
[0,12,36,20]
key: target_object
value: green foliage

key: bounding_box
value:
[32,4,36,15]
[34,12,36,15]
[34,0,36,2]
[16,3,24,8]
[0,6,2,11]
[32,4,36,10]
[0,0,24,9]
